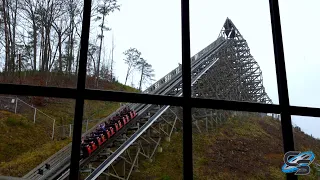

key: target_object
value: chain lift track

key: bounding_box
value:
[23,18,272,180]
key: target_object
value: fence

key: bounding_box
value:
[0,96,124,140]
[0,95,56,139]
[54,119,106,140]
[54,102,125,139]
[0,96,282,140]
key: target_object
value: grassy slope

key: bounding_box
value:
[27,81,139,127]
[0,78,138,176]
[132,116,320,180]
[0,111,71,176]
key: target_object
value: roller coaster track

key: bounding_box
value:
[23,18,272,180]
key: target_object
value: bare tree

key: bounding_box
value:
[110,33,115,81]
[52,13,69,72]
[95,0,120,87]
[87,42,98,76]
[136,58,155,91]
[2,0,10,72]
[9,0,19,73]
[21,0,41,71]
[37,0,64,72]
[0,0,123,89]
[123,48,141,85]
[66,0,82,74]
[71,1,83,74]
[130,74,135,88]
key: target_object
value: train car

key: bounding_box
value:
[81,108,138,158]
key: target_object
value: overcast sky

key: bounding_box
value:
[94,0,320,139]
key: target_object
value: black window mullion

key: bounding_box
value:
[269,0,295,153]
[69,0,92,179]
[181,0,193,179]
[268,0,296,180]
[0,84,77,98]
[0,0,319,179]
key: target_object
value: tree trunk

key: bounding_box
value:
[139,63,145,91]
[69,32,74,73]
[96,12,106,87]
[40,26,44,71]
[110,34,114,81]
[58,32,62,72]
[125,66,130,85]
[46,29,51,71]
[33,24,37,71]
[68,13,74,74]
[68,0,74,74]
[43,27,50,71]
[75,47,80,74]
[10,0,18,73]
[18,54,21,84]
[6,0,13,73]
[2,0,9,73]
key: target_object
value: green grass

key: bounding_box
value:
[131,133,183,180]
[33,81,138,127]
[226,117,271,138]
[0,111,48,162]
[131,115,320,180]
[0,79,138,177]
[0,100,124,177]
[0,111,72,176]
[0,139,71,177]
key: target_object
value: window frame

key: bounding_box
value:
[0,0,316,179]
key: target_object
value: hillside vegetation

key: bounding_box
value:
[0,73,138,177]
[1,72,139,127]
[0,111,70,176]
[132,116,320,180]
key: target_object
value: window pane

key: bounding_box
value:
[291,115,320,178]
[279,1,320,108]
[79,101,183,180]
[0,0,84,88]
[190,0,278,105]
[85,0,182,97]
[0,95,74,179]
[191,108,284,179]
